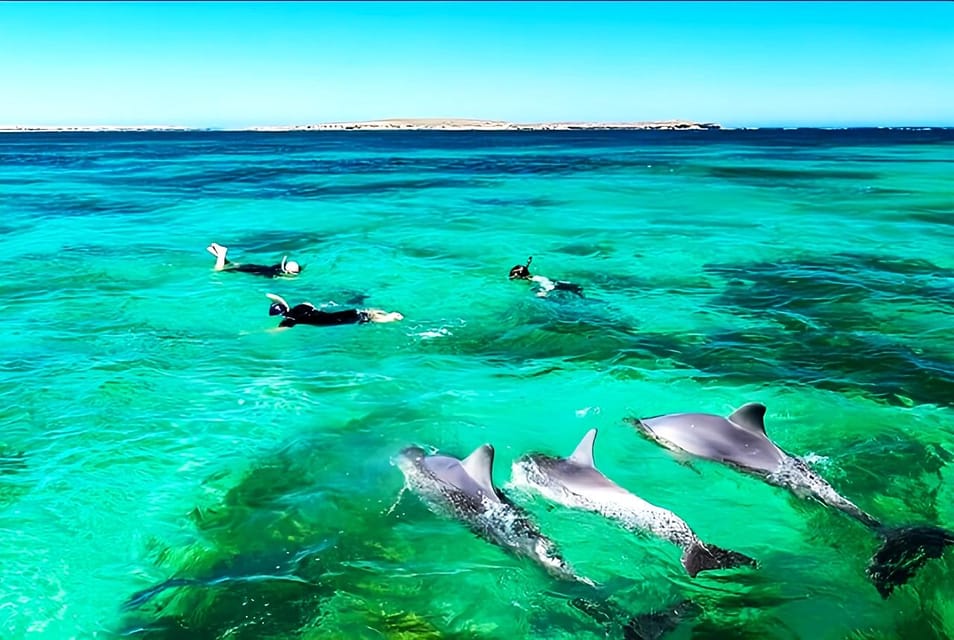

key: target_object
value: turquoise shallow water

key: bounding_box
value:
[0,129,952,639]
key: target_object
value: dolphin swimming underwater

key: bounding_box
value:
[511,429,757,578]
[630,402,954,597]
[394,443,593,584]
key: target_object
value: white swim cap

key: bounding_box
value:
[284,260,301,274]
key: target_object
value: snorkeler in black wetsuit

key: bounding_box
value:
[207,242,301,278]
[266,294,403,328]
[508,256,584,297]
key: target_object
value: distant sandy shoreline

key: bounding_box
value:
[0,118,721,133]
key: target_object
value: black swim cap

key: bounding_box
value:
[268,302,286,316]
[509,265,530,279]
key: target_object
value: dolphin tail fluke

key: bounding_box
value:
[681,542,758,578]
[867,525,954,598]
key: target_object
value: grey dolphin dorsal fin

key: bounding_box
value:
[728,403,768,435]
[462,444,497,495]
[568,429,598,468]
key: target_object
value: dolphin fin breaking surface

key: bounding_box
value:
[569,428,598,468]
[395,444,593,584]
[512,428,757,578]
[461,444,499,500]
[727,402,769,436]
[631,402,954,597]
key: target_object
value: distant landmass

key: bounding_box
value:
[247,118,723,131]
[0,118,721,133]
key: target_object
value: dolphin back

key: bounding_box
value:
[517,430,759,579]
[421,455,488,499]
[398,445,591,585]
[416,445,502,504]
[636,406,786,474]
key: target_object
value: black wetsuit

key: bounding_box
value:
[225,261,286,278]
[553,281,584,296]
[279,304,371,328]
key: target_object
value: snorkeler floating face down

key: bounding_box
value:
[206,242,301,278]
[508,255,585,298]
[265,293,403,328]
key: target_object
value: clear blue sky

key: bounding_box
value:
[2,1,952,127]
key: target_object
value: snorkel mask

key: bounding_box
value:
[509,256,533,280]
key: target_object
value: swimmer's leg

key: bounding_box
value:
[206,242,229,270]
[364,309,404,323]
[554,281,585,297]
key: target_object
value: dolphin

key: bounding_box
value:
[630,402,954,597]
[511,429,757,578]
[394,443,593,585]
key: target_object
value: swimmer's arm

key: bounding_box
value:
[364,309,404,323]
[530,275,556,297]
[266,325,292,334]
[266,318,296,333]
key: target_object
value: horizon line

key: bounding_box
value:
[2,117,953,133]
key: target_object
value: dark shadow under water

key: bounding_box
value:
[115,418,690,639]
[414,251,954,410]
[114,395,954,639]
